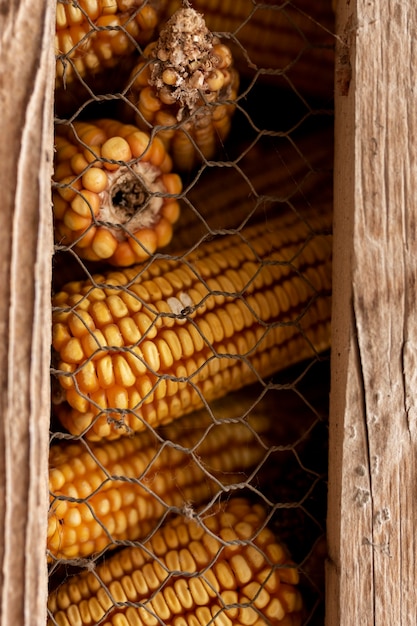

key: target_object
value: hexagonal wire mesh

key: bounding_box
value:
[48,1,335,625]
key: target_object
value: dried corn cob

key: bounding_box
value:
[165,127,334,253]
[52,208,332,441]
[160,0,334,102]
[47,497,304,626]
[53,119,182,266]
[55,0,160,89]
[123,6,239,171]
[48,399,272,560]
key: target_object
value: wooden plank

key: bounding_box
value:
[0,1,55,624]
[327,0,417,623]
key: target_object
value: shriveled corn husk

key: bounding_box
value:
[160,0,335,102]
[123,6,240,171]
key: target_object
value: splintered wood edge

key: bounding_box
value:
[328,1,417,624]
[0,1,55,624]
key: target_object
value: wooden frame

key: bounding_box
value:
[1,0,415,625]
[327,0,417,624]
[0,1,55,624]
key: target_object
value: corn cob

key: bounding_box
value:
[160,0,335,102]
[47,497,304,626]
[55,0,160,89]
[53,119,182,266]
[48,398,272,560]
[123,6,239,171]
[52,208,332,441]
[165,127,334,253]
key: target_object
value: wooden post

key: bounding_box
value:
[327,0,417,623]
[0,1,55,624]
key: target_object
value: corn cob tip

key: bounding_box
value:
[124,4,239,170]
[148,6,233,118]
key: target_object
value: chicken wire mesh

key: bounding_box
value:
[48,1,335,625]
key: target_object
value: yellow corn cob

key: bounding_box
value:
[160,0,335,102]
[53,119,182,266]
[123,6,239,171]
[47,497,304,626]
[55,0,160,88]
[52,208,332,441]
[165,126,334,253]
[48,398,272,560]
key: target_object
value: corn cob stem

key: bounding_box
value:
[52,208,332,441]
[47,498,304,626]
[124,6,239,170]
[53,119,182,266]
[48,403,272,560]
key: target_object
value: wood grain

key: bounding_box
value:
[327,1,417,623]
[0,1,55,624]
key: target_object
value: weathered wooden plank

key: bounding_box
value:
[327,0,417,623]
[0,1,55,624]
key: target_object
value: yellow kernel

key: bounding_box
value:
[119,290,143,313]
[149,594,170,622]
[63,207,91,232]
[206,68,225,91]
[113,354,136,387]
[80,328,106,358]
[160,329,182,361]
[173,579,193,610]
[106,385,129,409]
[155,338,173,369]
[230,553,253,585]
[163,585,183,614]
[214,561,236,590]
[67,310,95,338]
[101,136,132,170]
[56,176,82,202]
[71,190,100,218]
[242,581,270,609]
[92,228,118,259]
[52,323,72,351]
[89,301,113,326]
[75,360,100,393]
[53,192,69,220]
[236,602,259,626]
[88,597,105,623]
[161,68,178,85]
[66,387,90,413]
[134,312,157,338]
[188,541,210,568]
[125,346,147,376]
[265,542,286,565]
[111,612,130,626]
[82,166,108,193]
[189,577,210,605]
[69,152,89,176]
[264,596,286,621]
[102,323,124,347]
[56,361,75,390]
[126,130,152,159]
[60,337,85,363]
[106,295,129,319]
[64,508,82,528]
